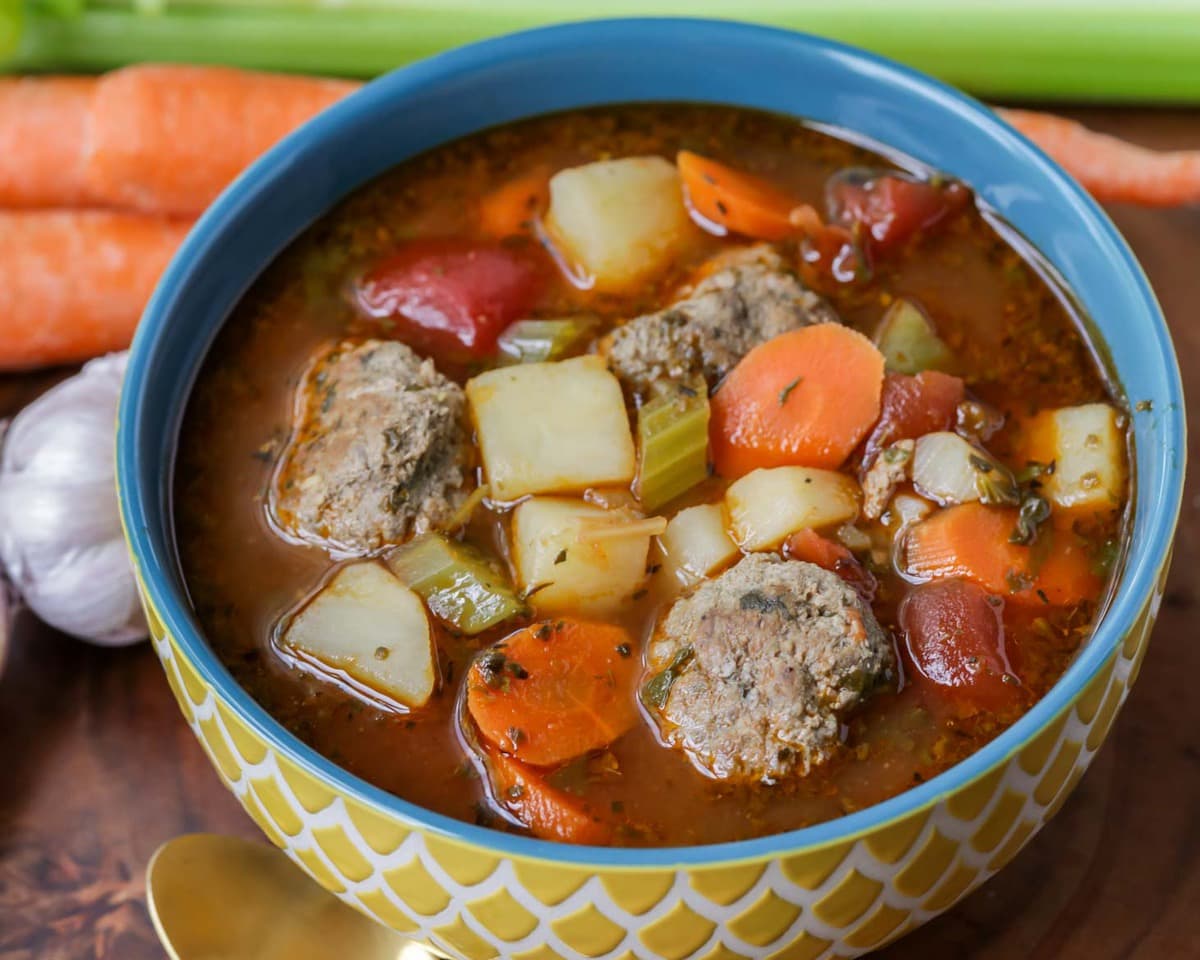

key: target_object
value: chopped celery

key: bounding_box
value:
[635,379,710,512]
[874,298,954,375]
[496,317,596,364]
[386,534,524,635]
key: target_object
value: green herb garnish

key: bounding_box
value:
[641,647,694,710]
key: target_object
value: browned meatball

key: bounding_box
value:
[645,553,894,783]
[271,339,470,554]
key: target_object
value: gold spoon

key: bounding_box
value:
[147,834,441,960]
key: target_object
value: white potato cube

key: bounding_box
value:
[281,562,434,708]
[467,355,636,501]
[726,467,861,551]
[511,497,651,616]
[660,503,740,583]
[1025,403,1127,512]
[545,156,692,291]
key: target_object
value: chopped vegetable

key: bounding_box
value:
[496,317,597,364]
[467,620,638,766]
[912,431,1017,506]
[1020,402,1126,513]
[467,355,636,501]
[726,466,861,551]
[635,378,711,511]
[386,533,524,635]
[710,324,885,478]
[511,497,651,615]
[281,562,434,708]
[478,166,550,238]
[676,150,798,240]
[641,646,694,710]
[545,156,691,291]
[355,238,545,363]
[828,170,969,256]
[863,370,965,466]
[484,747,613,845]
[899,579,1027,717]
[784,528,876,600]
[659,503,740,583]
[874,297,955,374]
[905,502,1099,606]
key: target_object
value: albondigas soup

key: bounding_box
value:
[176,105,1129,847]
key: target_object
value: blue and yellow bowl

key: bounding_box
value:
[117,20,1185,960]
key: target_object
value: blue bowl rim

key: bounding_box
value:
[118,17,1185,869]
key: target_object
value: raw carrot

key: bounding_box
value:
[0,211,192,370]
[710,324,886,478]
[0,76,97,208]
[478,166,550,238]
[466,620,638,767]
[905,502,1098,606]
[1000,108,1200,207]
[485,747,613,846]
[676,151,799,240]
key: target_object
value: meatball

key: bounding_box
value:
[272,340,470,554]
[606,246,837,391]
[645,553,894,783]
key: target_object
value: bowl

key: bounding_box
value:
[117,19,1185,959]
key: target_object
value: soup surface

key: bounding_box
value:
[176,104,1129,847]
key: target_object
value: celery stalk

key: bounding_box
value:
[496,317,596,365]
[635,378,710,513]
[386,533,524,635]
[874,298,954,375]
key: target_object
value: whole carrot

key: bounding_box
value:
[0,211,191,370]
[0,76,97,208]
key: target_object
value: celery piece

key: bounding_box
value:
[496,317,596,364]
[386,534,523,635]
[874,298,954,375]
[635,379,710,512]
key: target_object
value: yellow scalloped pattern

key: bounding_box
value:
[136,557,1166,960]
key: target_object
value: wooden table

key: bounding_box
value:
[1,107,1197,960]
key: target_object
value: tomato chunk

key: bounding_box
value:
[899,579,1026,717]
[863,371,965,466]
[784,528,877,602]
[829,173,969,256]
[355,238,545,361]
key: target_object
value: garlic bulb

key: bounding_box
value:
[0,352,146,646]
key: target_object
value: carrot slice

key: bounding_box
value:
[485,748,613,846]
[0,76,97,209]
[905,502,1098,606]
[1000,108,1200,207]
[478,166,551,238]
[467,620,638,767]
[710,324,886,478]
[677,151,799,240]
[0,211,192,371]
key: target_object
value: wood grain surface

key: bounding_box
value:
[0,107,1197,960]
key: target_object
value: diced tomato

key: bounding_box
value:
[354,238,545,362]
[899,579,1026,717]
[784,528,877,602]
[863,371,965,466]
[829,173,970,257]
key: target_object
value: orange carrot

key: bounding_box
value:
[478,166,551,238]
[677,151,800,240]
[710,324,886,478]
[0,211,192,370]
[0,76,97,208]
[1000,108,1200,207]
[485,748,613,846]
[905,502,1099,606]
[466,620,638,768]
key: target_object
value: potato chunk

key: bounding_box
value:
[512,497,651,616]
[467,355,636,501]
[545,156,692,291]
[726,467,861,550]
[660,503,740,583]
[1023,403,1127,512]
[281,562,434,708]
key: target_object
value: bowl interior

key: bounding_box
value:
[118,18,1184,866]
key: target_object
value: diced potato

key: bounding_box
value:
[281,562,434,708]
[1023,403,1127,512]
[725,467,861,551]
[660,503,740,583]
[467,355,636,501]
[511,497,651,616]
[545,156,692,291]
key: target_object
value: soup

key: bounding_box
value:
[175,104,1129,847]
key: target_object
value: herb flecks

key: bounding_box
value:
[1010,493,1051,545]
[641,647,694,710]
[739,590,791,617]
[778,375,804,406]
